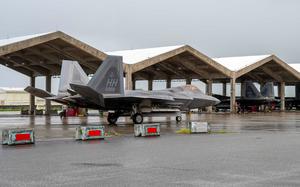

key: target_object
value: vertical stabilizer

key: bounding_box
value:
[88,55,124,95]
[261,82,275,98]
[241,81,262,98]
[58,60,89,96]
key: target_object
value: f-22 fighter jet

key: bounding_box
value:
[69,55,220,124]
[26,56,220,124]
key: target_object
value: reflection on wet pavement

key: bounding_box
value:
[0,112,299,140]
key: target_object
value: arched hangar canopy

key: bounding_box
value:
[0,31,107,77]
[108,45,232,81]
[214,55,300,83]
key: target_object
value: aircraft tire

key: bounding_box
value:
[133,113,143,124]
[107,113,118,125]
[176,116,182,122]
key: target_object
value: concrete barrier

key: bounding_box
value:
[189,122,210,133]
[134,123,160,137]
[2,128,35,145]
[75,126,105,140]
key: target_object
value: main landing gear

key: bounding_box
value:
[107,112,119,125]
[131,104,143,124]
[132,112,143,124]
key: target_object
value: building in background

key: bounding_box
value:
[0,87,60,110]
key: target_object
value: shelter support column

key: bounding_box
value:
[132,79,136,90]
[230,78,236,113]
[296,83,300,99]
[277,84,281,98]
[29,76,36,115]
[280,82,285,111]
[125,66,133,90]
[166,78,171,88]
[206,80,212,95]
[186,78,192,85]
[222,82,227,96]
[241,81,246,97]
[206,80,213,113]
[148,79,153,91]
[45,75,51,115]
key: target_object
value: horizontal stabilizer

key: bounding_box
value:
[24,86,54,99]
[67,89,77,96]
[70,83,105,107]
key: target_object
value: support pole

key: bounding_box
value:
[241,81,246,98]
[296,83,300,99]
[166,78,171,88]
[186,78,192,85]
[125,67,133,90]
[222,82,227,96]
[280,82,285,111]
[206,79,213,113]
[132,78,136,90]
[148,79,153,91]
[45,75,51,115]
[206,80,212,96]
[277,83,281,97]
[230,78,236,113]
[29,76,36,115]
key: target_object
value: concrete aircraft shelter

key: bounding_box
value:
[214,55,300,111]
[0,31,107,114]
[109,46,300,112]
[0,31,300,114]
[290,63,300,100]
[107,45,232,90]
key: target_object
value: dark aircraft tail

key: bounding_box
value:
[70,56,124,107]
[261,82,275,98]
[241,81,262,98]
[87,55,124,95]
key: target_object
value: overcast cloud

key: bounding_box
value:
[0,0,299,95]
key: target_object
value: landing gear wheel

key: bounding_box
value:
[132,113,143,124]
[176,116,182,122]
[107,113,118,125]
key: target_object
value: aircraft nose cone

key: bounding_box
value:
[214,97,221,105]
[209,96,221,105]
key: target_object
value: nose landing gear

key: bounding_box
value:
[176,115,182,122]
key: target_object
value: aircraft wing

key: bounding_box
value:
[67,89,77,96]
[104,94,174,102]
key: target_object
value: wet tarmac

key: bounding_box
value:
[0,112,300,186]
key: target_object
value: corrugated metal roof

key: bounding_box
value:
[213,55,272,71]
[0,32,52,47]
[106,45,184,64]
[290,63,300,72]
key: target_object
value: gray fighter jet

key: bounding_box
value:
[69,55,220,124]
[214,81,278,112]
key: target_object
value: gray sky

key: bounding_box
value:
[0,0,299,95]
